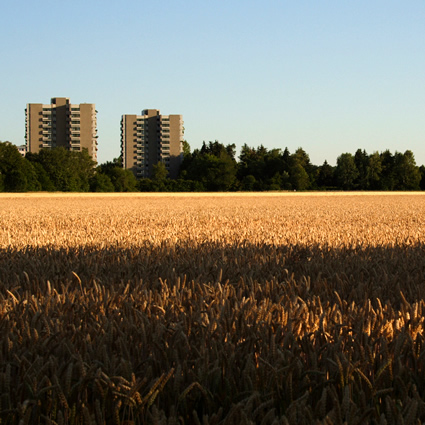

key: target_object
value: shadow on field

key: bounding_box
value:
[1,241,424,306]
[2,241,425,424]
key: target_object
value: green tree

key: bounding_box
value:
[354,149,370,189]
[152,161,168,182]
[380,150,395,190]
[367,152,382,190]
[182,140,191,157]
[335,153,359,190]
[138,178,156,192]
[289,160,310,191]
[241,174,257,191]
[293,147,318,188]
[90,172,115,192]
[197,153,237,191]
[26,148,96,192]
[265,149,286,179]
[111,168,138,192]
[317,160,335,189]
[267,173,283,191]
[393,150,421,190]
[143,161,170,192]
[238,145,292,190]
[73,149,97,191]
[292,148,310,170]
[0,141,40,192]
[98,161,138,192]
[288,150,311,190]
[182,141,238,191]
[419,165,425,190]
[21,159,41,191]
[30,161,55,191]
[237,144,268,189]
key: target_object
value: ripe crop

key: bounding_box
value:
[0,192,424,424]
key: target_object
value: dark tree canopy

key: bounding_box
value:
[0,141,40,192]
[26,147,96,192]
[0,141,423,193]
[393,150,421,190]
[317,160,335,189]
[335,153,359,190]
[181,141,238,191]
[97,160,138,192]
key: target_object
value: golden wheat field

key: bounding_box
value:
[1,192,425,424]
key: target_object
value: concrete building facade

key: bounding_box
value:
[25,97,98,161]
[17,145,26,156]
[121,109,183,179]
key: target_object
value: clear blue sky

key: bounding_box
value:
[1,1,424,166]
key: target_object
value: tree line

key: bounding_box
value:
[1,140,424,192]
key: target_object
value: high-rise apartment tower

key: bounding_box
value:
[121,109,183,179]
[25,97,98,161]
